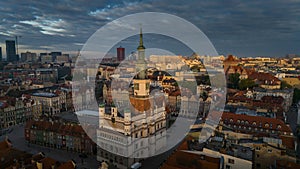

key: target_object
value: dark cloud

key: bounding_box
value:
[0,0,300,57]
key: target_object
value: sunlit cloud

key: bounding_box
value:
[20,16,73,37]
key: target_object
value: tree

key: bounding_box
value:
[201,91,208,100]
[281,80,293,89]
[293,88,300,104]
[228,73,240,89]
[238,79,257,90]
[190,65,199,72]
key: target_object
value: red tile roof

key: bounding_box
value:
[248,72,280,84]
[57,160,76,169]
[39,157,57,169]
[224,55,238,62]
[276,159,300,169]
[25,120,88,138]
[221,112,292,134]
[280,135,296,150]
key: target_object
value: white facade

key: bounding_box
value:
[202,148,252,169]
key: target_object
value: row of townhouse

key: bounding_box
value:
[25,120,96,154]
[0,96,42,129]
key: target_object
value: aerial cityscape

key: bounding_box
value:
[1,1,300,169]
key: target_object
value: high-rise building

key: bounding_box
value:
[50,51,62,62]
[21,51,38,62]
[117,46,125,61]
[56,54,70,63]
[0,47,2,62]
[5,40,17,62]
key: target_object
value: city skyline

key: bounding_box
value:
[0,0,300,58]
[1,1,300,169]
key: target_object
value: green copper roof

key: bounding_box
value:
[99,103,105,108]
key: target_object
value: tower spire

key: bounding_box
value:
[137,25,145,50]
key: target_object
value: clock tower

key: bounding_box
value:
[133,27,150,97]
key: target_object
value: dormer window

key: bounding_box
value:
[265,123,269,128]
[252,122,256,126]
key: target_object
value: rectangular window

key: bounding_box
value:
[134,83,139,90]
[228,159,234,164]
[226,165,231,169]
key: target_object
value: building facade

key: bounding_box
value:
[25,120,96,154]
[5,40,17,62]
[117,46,125,62]
[31,92,65,116]
[0,97,42,129]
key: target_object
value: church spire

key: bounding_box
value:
[135,25,146,80]
[137,26,145,50]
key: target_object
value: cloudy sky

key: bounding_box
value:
[0,0,300,58]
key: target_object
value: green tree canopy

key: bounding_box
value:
[281,80,293,89]
[238,79,257,90]
[228,73,240,89]
[293,88,300,104]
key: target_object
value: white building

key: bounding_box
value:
[97,28,167,169]
[202,146,253,169]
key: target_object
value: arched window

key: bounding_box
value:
[252,122,256,126]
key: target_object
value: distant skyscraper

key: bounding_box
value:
[21,51,38,62]
[5,40,17,62]
[0,47,2,62]
[50,51,62,62]
[117,46,125,61]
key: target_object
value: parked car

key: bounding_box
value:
[131,162,142,169]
